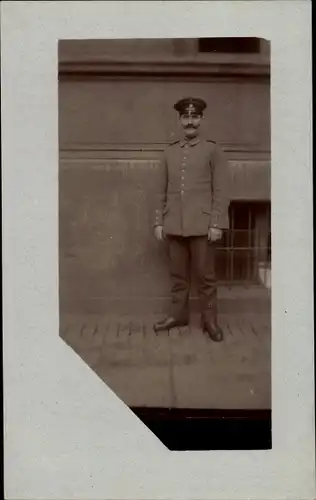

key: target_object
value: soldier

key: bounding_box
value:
[153,97,230,341]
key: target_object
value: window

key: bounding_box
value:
[215,201,271,284]
[198,37,261,54]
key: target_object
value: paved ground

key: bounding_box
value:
[60,310,271,410]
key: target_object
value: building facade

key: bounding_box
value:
[58,38,271,314]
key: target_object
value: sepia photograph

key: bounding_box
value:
[58,37,271,449]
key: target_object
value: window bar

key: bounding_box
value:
[229,204,235,282]
[246,205,252,281]
[268,230,271,286]
[254,218,259,285]
[264,204,270,287]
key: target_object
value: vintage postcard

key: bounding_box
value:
[2,1,314,499]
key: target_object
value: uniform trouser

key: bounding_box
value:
[166,235,217,321]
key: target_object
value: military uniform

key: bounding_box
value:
[153,97,230,341]
[154,137,229,235]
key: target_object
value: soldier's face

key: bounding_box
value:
[180,112,202,138]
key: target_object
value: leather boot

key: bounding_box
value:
[153,316,189,332]
[201,305,223,342]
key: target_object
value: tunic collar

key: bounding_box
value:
[180,136,201,148]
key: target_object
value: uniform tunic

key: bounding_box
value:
[154,137,230,236]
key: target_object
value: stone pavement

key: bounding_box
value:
[60,310,271,410]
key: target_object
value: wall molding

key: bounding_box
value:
[59,59,270,80]
[59,142,271,159]
[59,157,271,200]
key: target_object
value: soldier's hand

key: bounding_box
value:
[155,225,165,241]
[208,227,223,242]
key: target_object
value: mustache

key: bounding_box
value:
[184,124,198,129]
